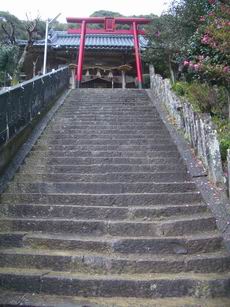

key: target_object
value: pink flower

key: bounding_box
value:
[223,66,230,73]
[201,34,211,44]
[183,60,189,66]
[194,64,201,71]
[189,62,194,69]
[208,12,215,17]
[200,16,206,22]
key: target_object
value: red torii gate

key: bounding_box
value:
[66,17,151,88]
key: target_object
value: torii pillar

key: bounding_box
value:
[133,21,143,89]
[76,20,86,88]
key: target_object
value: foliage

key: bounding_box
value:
[0,11,27,41]
[172,80,230,161]
[0,44,19,86]
[142,74,150,88]
[144,0,214,79]
[181,1,230,87]
[172,81,229,116]
[90,10,123,18]
[212,116,230,161]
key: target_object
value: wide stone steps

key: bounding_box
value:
[13,172,190,183]
[36,139,175,146]
[6,181,197,194]
[1,292,230,307]
[0,268,230,298]
[32,144,179,152]
[0,203,207,219]
[0,248,229,274]
[0,232,224,254]
[23,157,183,166]
[17,163,188,174]
[0,89,229,303]
[28,149,181,158]
[1,191,203,205]
[40,134,172,141]
[0,214,216,236]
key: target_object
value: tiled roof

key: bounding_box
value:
[18,31,148,50]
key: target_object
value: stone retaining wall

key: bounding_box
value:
[149,65,229,196]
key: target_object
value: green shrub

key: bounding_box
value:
[143,74,150,88]
[220,138,230,162]
[172,82,187,96]
[172,81,229,117]
[213,117,230,162]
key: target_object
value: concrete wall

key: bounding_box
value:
[149,65,229,196]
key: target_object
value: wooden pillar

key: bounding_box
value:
[69,64,77,89]
[76,20,86,88]
[133,21,143,89]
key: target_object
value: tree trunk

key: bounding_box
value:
[13,45,28,82]
[17,45,28,73]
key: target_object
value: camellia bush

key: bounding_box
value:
[182,0,230,87]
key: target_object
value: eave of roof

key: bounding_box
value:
[17,31,148,50]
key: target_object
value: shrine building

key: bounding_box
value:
[20,16,151,88]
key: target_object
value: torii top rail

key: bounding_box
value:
[66,17,151,88]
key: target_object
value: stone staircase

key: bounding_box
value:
[0,89,229,306]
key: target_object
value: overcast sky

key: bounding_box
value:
[1,0,171,22]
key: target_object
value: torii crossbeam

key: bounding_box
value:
[66,17,151,88]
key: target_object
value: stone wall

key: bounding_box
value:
[149,65,229,196]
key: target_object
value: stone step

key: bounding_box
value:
[0,268,229,298]
[24,157,183,167]
[0,203,207,220]
[1,291,230,307]
[50,115,161,120]
[14,171,190,183]
[32,144,179,152]
[42,132,171,138]
[40,134,171,140]
[7,182,197,194]
[54,115,161,119]
[19,163,187,174]
[36,139,175,146]
[0,232,26,248]
[59,112,158,116]
[0,215,216,236]
[28,149,181,158]
[48,124,166,130]
[1,192,203,206]
[20,231,224,254]
[46,128,167,133]
[0,248,229,274]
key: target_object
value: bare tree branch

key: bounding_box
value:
[1,22,16,44]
